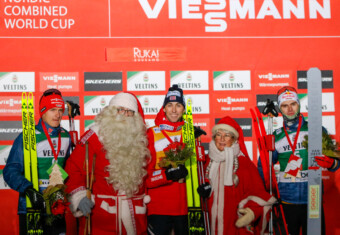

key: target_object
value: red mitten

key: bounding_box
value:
[315,155,334,168]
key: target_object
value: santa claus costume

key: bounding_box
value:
[203,116,276,235]
[65,93,150,235]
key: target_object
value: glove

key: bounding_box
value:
[24,187,45,210]
[197,183,211,198]
[78,197,94,216]
[235,207,255,228]
[165,165,188,181]
[315,155,334,169]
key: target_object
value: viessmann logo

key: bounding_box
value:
[217,97,248,105]
[138,0,331,32]
[258,73,290,81]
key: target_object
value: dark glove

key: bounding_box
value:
[24,186,45,210]
[197,183,211,198]
[194,126,207,139]
[78,197,94,216]
[165,165,188,181]
[315,155,335,169]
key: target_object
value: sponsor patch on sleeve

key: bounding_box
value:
[152,170,162,176]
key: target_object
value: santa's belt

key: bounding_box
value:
[96,194,146,215]
[278,171,308,183]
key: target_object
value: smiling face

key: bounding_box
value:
[214,130,235,151]
[163,102,185,123]
[280,100,299,118]
[42,107,64,127]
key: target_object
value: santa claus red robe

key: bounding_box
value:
[65,129,147,235]
[205,154,276,235]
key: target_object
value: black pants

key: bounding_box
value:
[148,215,188,235]
[281,204,325,235]
[19,214,66,235]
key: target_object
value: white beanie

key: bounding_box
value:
[109,93,138,113]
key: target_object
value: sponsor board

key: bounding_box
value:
[0,145,11,165]
[299,93,335,113]
[255,71,293,92]
[297,70,333,89]
[40,72,79,92]
[184,94,210,114]
[170,71,209,90]
[106,47,186,62]
[213,71,251,90]
[60,119,80,135]
[145,119,156,129]
[84,95,113,116]
[256,94,278,113]
[138,95,164,115]
[213,93,253,114]
[84,72,122,91]
[85,120,95,132]
[245,141,253,161]
[215,118,252,137]
[263,116,284,131]
[0,72,35,92]
[0,96,22,117]
[63,96,80,116]
[193,118,210,143]
[0,121,22,141]
[127,71,165,91]
[305,115,335,135]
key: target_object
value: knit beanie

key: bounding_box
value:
[277,86,300,108]
[163,84,185,108]
[39,89,65,117]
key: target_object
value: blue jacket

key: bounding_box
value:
[3,119,71,214]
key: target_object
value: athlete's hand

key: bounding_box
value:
[315,155,334,169]
[165,165,188,181]
[197,183,211,198]
[24,186,45,210]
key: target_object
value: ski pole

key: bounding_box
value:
[84,141,90,235]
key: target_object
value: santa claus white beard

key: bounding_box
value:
[95,106,150,197]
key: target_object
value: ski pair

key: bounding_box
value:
[182,102,210,235]
[22,92,44,235]
[250,106,288,235]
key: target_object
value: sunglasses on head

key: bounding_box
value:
[39,89,62,103]
[277,86,297,96]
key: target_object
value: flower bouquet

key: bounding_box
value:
[158,142,194,168]
[302,132,340,158]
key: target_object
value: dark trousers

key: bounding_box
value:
[19,214,66,235]
[148,215,188,235]
[282,204,325,235]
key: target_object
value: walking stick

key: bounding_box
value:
[66,101,80,150]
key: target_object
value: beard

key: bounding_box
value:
[95,106,150,197]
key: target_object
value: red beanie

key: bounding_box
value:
[213,116,249,158]
[39,93,65,117]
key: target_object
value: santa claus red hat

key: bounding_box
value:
[39,89,65,117]
[212,116,249,158]
[109,92,145,120]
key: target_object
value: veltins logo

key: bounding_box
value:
[213,71,251,90]
[84,72,122,91]
[0,72,35,92]
[127,71,165,91]
[170,71,209,90]
[297,70,333,89]
[138,95,164,115]
[84,95,113,116]
[298,93,335,113]
[183,94,209,114]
